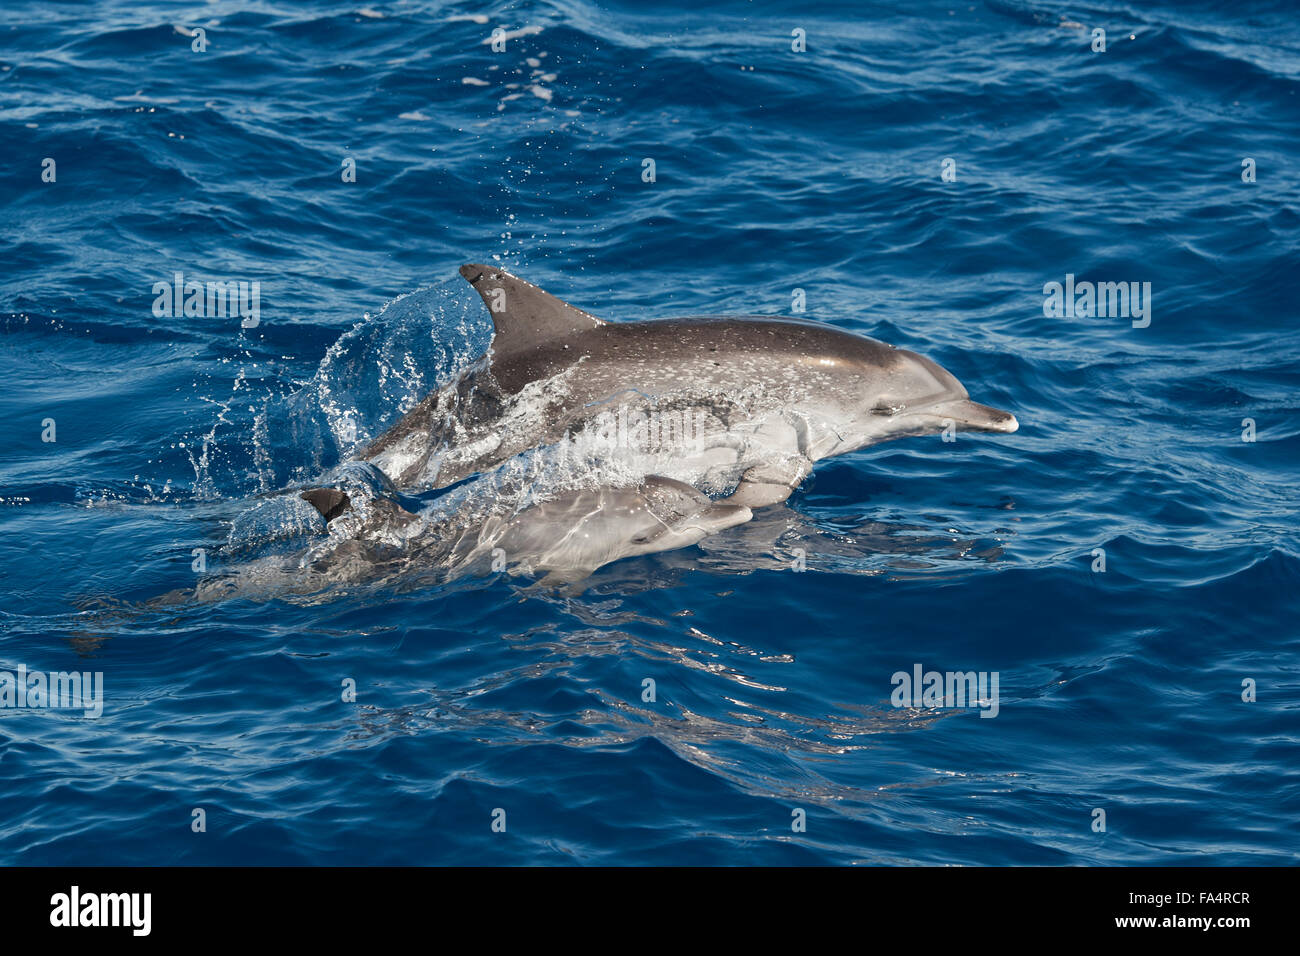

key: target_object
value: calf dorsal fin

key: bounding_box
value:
[301,487,351,522]
[459,263,603,353]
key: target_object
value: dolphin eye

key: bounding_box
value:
[871,400,904,416]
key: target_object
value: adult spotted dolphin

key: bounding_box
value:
[359,263,1018,510]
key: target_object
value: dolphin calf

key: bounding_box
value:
[360,264,1018,509]
[441,475,752,583]
[187,470,751,600]
[298,463,752,582]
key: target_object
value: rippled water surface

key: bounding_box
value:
[1,0,1298,864]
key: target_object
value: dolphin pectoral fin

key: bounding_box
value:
[723,457,812,509]
[300,488,351,522]
[533,568,594,588]
[458,263,604,354]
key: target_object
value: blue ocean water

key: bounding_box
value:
[1,0,1298,865]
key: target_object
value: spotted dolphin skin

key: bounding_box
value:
[360,263,1019,509]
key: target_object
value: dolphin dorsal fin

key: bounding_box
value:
[459,263,603,352]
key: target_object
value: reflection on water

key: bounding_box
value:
[342,615,960,816]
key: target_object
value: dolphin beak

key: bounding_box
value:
[927,399,1019,434]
